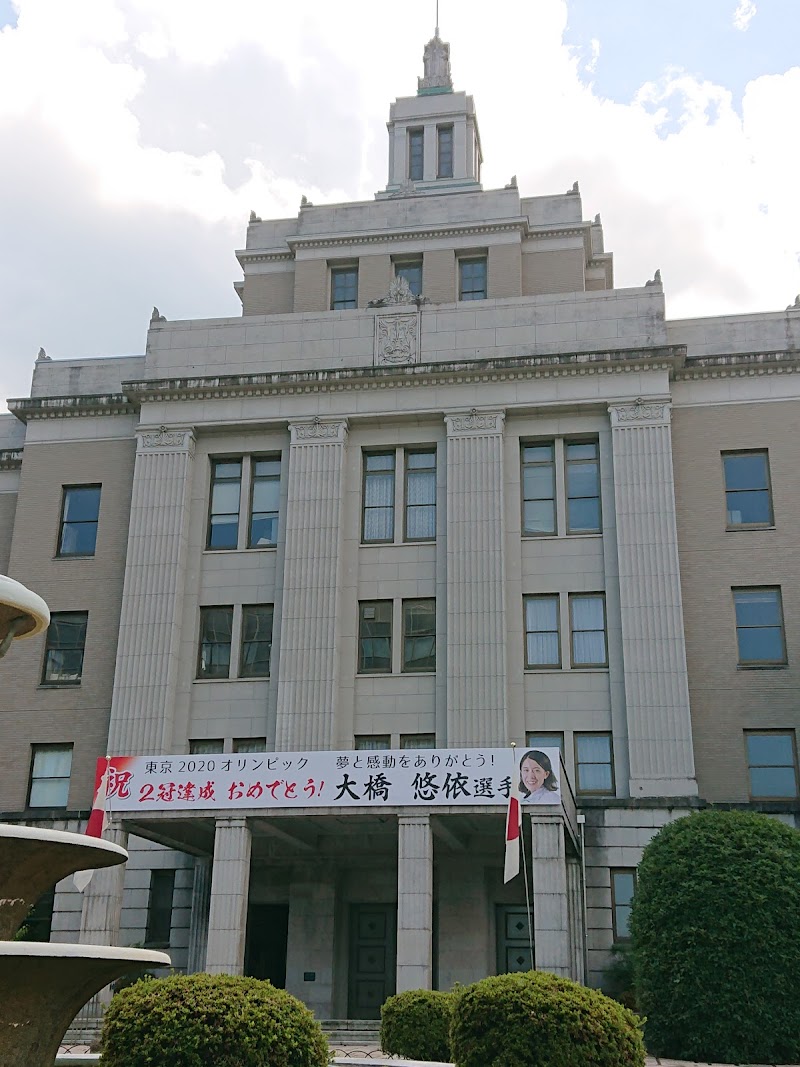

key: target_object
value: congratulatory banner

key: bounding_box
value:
[97,748,561,812]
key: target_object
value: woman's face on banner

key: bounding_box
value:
[521,756,547,793]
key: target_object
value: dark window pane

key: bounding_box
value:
[526,734,563,753]
[578,763,613,792]
[240,605,273,678]
[613,871,636,906]
[567,497,601,533]
[567,462,599,498]
[723,453,768,491]
[396,262,423,296]
[459,258,487,300]
[198,607,233,679]
[146,870,175,945]
[737,627,784,663]
[437,125,453,178]
[208,461,241,550]
[408,130,424,181]
[566,442,598,462]
[735,589,781,627]
[403,600,436,672]
[59,486,101,556]
[726,489,771,525]
[523,500,555,536]
[42,613,87,685]
[62,487,100,522]
[615,904,632,939]
[208,515,239,549]
[359,602,392,673]
[331,268,358,310]
[749,766,797,797]
[746,733,794,766]
[576,734,611,763]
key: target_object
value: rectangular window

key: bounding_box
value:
[331,266,358,310]
[395,259,423,297]
[233,737,268,753]
[525,732,564,754]
[723,450,773,528]
[459,257,487,301]
[197,606,233,679]
[570,594,607,667]
[239,604,273,678]
[355,735,391,750]
[437,125,454,178]
[521,443,556,536]
[566,441,601,533]
[207,459,242,550]
[189,739,224,754]
[400,733,436,749]
[41,612,87,686]
[249,457,280,547]
[402,598,436,673]
[746,731,798,798]
[404,450,436,540]
[733,587,786,665]
[145,869,175,947]
[575,732,614,794]
[57,485,101,557]
[524,595,561,668]
[28,743,73,808]
[611,869,636,941]
[358,601,392,674]
[362,452,396,543]
[408,129,424,181]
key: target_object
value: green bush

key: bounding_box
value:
[101,973,329,1067]
[630,809,800,1064]
[380,988,453,1061]
[449,970,644,1067]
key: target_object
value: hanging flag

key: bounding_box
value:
[74,757,110,892]
[504,749,521,883]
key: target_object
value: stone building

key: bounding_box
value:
[1,31,799,1021]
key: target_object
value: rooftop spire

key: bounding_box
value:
[418,21,453,95]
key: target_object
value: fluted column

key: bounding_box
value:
[108,425,196,756]
[608,401,697,797]
[444,410,507,745]
[274,419,348,750]
[530,816,570,977]
[396,815,433,992]
[205,817,251,974]
[186,857,212,974]
[76,822,128,1017]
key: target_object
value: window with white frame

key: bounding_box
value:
[362,447,437,544]
[28,743,73,808]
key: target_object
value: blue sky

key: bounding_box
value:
[0,0,797,409]
[564,0,800,108]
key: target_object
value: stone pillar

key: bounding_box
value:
[285,870,336,1018]
[396,815,433,992]
[107,425,195,756]
[566,855,586,983]
[608,401,697,798]
[205,817,251,975]
[530,817,570,977]
[444,410,507,745]
[186,857,212,974]
[274,419,348,750]
[76,822,128,1018]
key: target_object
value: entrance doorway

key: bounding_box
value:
[496,904,533,974]
[245,904,289,987]
[347,904,396,1019]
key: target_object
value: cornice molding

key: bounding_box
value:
[674,350,800,380]
[271,217,529,255]
[235,250,294,267]
[7,394,138,423]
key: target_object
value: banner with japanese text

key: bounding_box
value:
[101,747,561,812]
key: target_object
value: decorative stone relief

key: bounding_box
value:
[290,418,348,444]
[609,399,670,427]
[138,425,195,451]
[418,32,452,93]
[374,313,419,366]
[445,409,505,435]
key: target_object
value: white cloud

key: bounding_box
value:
[0,0,798,409]
[733,1,757,31]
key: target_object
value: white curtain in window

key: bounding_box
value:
[572,597,605,663]
[33,747,72,778]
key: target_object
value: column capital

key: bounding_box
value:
[136,424,196,453]
[444,408,505,436]
[398,813,431,827]
[214,815,249,831]
[289,418,348,445]
[608,398,671,428]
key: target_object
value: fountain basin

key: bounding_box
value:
[0,824,127,940]
[0,942,171,1067]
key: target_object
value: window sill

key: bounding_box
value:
[202,546,277,555]
[750,794,799,802]
[38,683,82,690]
[193,676,270,684]
[524,668,609,674]
[356,671,436,678]
[52,554,96,561]
[521,532,603,541]
[726,525,776,533]
[736,664,788,671]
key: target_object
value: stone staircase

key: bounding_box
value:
[321,1019,382,1046]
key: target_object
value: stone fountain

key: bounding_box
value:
[0,574,171,1067]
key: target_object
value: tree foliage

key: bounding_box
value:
[380,988,453,1062]
[630,809,800,1063]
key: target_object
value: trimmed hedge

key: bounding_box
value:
[380,988,453,1062]
[100,973,329,1067]
[630,809,800,1064]
[449,970,644,1067]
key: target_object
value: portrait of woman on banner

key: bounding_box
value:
[518,749,560,803]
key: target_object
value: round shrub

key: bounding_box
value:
[101,972,329,1067]
[449,970,644,1067]
[380,988,453,1062]
[630,809,800,1064]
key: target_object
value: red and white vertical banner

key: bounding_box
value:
[73,757,111,892]
[503,747,521,883]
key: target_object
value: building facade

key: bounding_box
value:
[1,33,799,1020]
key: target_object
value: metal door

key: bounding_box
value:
[347,904,396,1019]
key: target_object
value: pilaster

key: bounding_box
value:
[205,817,251,975]
[274,419,348,750]
[530,816,570,977]
[107,425,196,755]
[186,857,212,974]
[77,822,128,1018]
[608,400,697,797]
[444,409,508,745]
[396,814,433,992]
[285,869,336,1017]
